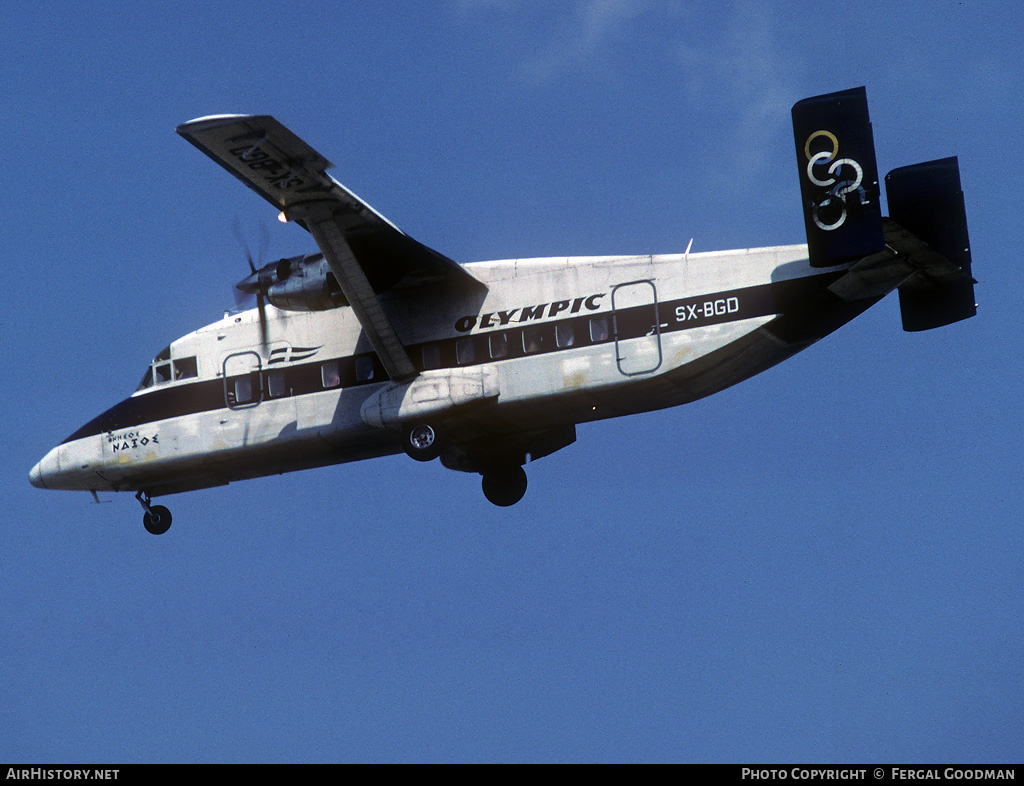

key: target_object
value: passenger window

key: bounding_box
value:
[173,356,198,380]
[556,323,575,348]
[422,344,441,370]
[321,361,341,388]
[354,356,375,382]
[234,376,253,404]
[267,369,287,398]
[154,362,172,384]
[456,338,475,365]
[489,333,508,359]
[589,315,610,342]
[523,326,543,353]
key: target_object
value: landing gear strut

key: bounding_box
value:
[136,491,172,535]
[481,466,528,507]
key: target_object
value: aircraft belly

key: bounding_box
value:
[454,315,775,435]
[86,391,387,494]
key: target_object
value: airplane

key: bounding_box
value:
[29,87,976,534]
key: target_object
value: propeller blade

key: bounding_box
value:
[256,293,269,350]
[232,220,258,274]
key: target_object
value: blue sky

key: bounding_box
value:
[3,0,1021,763]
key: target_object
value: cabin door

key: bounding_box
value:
[612,280,663,376]
[223,351,263,409]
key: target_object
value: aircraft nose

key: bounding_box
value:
[29,447,59,490]
[29,460,47,489]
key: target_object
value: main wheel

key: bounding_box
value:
[481,466,528,507]
[403,423,443,462]
[143,505,172,535]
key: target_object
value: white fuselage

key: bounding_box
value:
[30,244,852,496]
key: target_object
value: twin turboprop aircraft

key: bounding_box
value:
[29,88,976,533]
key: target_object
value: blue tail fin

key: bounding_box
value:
[887,157,976,331]
[792,87,884,267]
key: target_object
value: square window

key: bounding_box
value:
[155,362,172,383]
[523,326,543,353]
[589,315,610,342]
[456,338,475,365]
[489,332,508,359]
[555,323,575,348]
[234,376,253,403]
[267,369,286,397]
[173,356,198,380]
[422,344,441,370]
[322,361,341,388]
[354,356,375,382]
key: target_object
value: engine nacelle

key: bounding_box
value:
[266,254,347,311]
[237,253,347,311]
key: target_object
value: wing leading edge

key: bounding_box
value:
[177,114,486,381]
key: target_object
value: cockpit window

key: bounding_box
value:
[136,352,198,392]
[136,366,154,391]
[173,356,198,380]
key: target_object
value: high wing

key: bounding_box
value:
[177,114,485,381]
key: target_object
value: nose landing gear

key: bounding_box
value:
[136,491,172,535]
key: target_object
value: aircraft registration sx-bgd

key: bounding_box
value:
[30,88,976,534]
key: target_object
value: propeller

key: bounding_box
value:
[232,222,271,350]
[232,224,299,352]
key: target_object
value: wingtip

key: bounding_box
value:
[176,114,255,135]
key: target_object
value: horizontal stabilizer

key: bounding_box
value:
[792,87,885,267]
[886,157,976,331]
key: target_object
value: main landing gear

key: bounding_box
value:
[481,465,528,507]
[402,423,444,462]
[136,491,172,535]
[401,421,529,506]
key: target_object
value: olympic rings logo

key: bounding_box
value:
[804,130,870,231]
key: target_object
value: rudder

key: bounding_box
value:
[886,157,976,331]
[792,87,885,267]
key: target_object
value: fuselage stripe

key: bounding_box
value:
[62,273,835,444]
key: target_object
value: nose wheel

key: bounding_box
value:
[136,491,172,535]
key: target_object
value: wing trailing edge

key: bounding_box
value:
[178,114,489,382]
[176,114,485,295]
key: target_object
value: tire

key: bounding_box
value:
[143,505,172,535]
[481,466,528,507]
[403,423,443,462]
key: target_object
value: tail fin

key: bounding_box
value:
[886,157,976,331]
[792,87,884,267]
